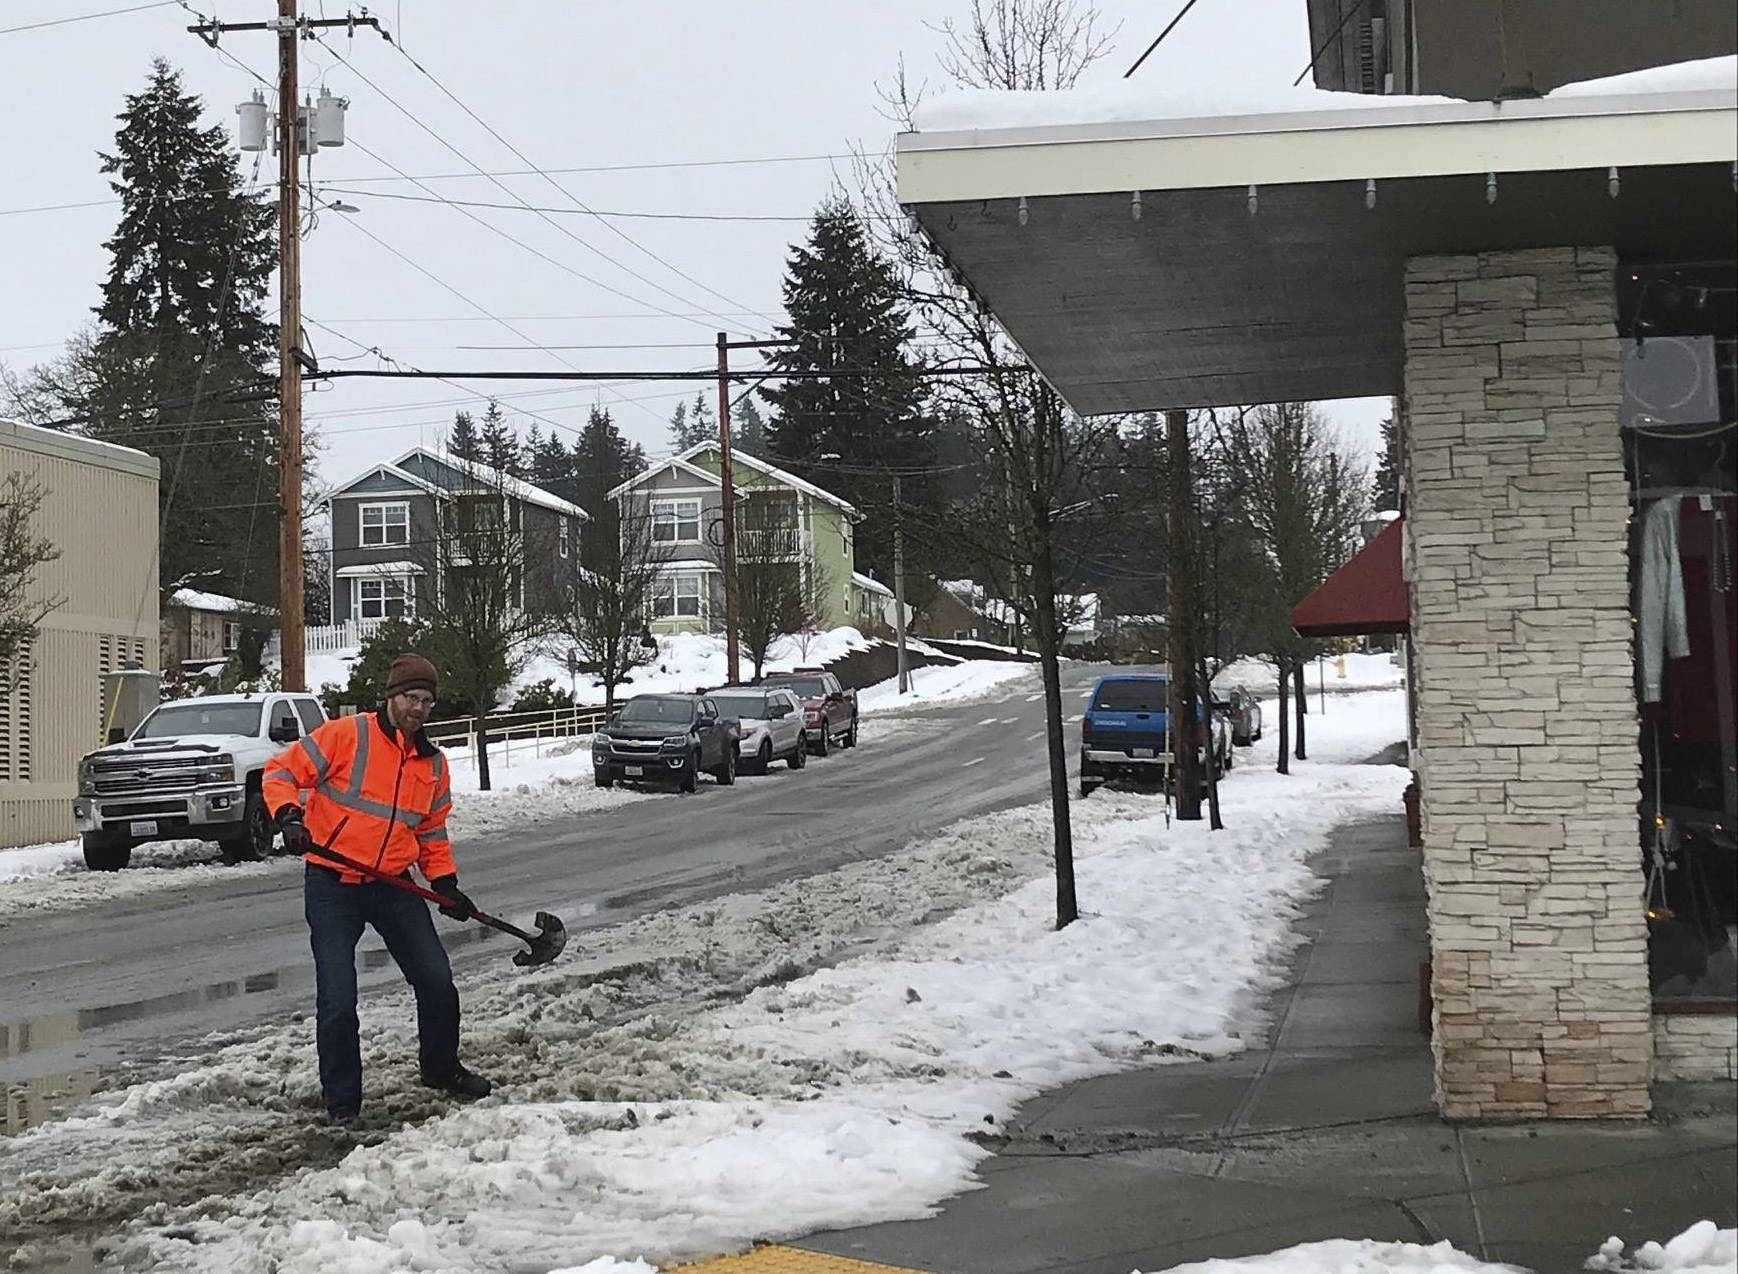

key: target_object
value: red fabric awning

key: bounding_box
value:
[1290,516,1409,637]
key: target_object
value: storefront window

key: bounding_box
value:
[1619,264,1737,1005]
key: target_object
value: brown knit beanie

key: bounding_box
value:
[385,653,439,698]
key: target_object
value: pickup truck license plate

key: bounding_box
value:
[625,765,644,777]
[129,820,158,836]
[1132,748,1156,759]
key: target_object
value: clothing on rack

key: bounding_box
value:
[1664,495,1737,742]
[1637,494,1689,703]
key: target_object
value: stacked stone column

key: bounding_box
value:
[1403,246,1651,1119]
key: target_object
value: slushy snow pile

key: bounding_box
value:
[1131,1224,1738,1272]
[6,692,1412,1272]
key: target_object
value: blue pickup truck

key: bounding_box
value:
[1079,672,1228,798]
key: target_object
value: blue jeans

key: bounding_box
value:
[304,863,460,1114]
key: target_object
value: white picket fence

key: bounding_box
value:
[304,619,385,654]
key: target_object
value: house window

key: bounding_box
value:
[652,499,701,544]
[359,502,409,547]
[355,576,410,621]
[222,620,241,654]
[653,573,703,619]
[558,519,571,558]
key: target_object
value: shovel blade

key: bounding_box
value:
[511,911,567,967]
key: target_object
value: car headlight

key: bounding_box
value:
[662,734,691,749]
[804,710,822,724]
[202,753,236,783]
[741,723,762,737]
[77,757,96,787]
[592,734,611,752]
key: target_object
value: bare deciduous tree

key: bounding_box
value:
[720,491,831,682]
[1224,402,1368,774]
[555,502,661,712]
[415,461,554,791]
[0,470,63,691]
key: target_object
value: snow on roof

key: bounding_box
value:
[611,443,861,520]
[852,571,893,597]
[910,54,1735,135]
[334,560,425,578]
[398,448,590,520]
[169,589,273,615]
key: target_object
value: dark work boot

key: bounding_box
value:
[419,1063,492,1100]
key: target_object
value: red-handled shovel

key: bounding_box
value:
[304,819,566,967]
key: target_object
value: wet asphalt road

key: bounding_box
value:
[0,664,1103,1098]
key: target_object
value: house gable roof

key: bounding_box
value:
[610,443,861,520]
[324,462,446,504]
[394,447,589,519]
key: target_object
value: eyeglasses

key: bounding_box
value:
[399,693,436,709]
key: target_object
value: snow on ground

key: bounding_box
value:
[858,658,1037,713]
[1136,1223,1738,1274]
[0,690,1417,1272]
[1216,650,1406,696]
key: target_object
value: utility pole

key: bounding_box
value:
[892,472,909,693]
[1166,408,1202,819]
[716,332,741,685]
[275,0,305,692]
[191,6,377,691]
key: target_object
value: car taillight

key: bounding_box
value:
[1081,716,1092,740]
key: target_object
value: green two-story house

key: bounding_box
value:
[610,442,890,636]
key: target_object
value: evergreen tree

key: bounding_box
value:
[733,396,767,455]
[528,428,573,504]
[1372,415,1401,511]
[27,59,279,601]
[761,197,932,581]
[666,399,690,452]
[448,409,482,461]
[571,406,646,522]
[479,400,518,474]
[667,393,715,451]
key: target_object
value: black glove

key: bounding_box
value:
[276,807,313,855]
[429,875,476,921]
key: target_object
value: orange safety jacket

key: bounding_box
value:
[261,708,455,884]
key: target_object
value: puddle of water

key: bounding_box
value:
[5,1067,105,1135]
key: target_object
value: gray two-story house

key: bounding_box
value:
[324,447,588,628]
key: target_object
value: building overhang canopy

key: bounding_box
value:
[895,73,1737,414]
[1291,517,1410,638]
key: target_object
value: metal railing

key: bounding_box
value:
[423,703,612,772]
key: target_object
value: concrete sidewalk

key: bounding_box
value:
[794,813,1737,1274]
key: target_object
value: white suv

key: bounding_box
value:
[73,693,327,871]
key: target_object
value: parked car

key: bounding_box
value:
[72,692,326,871]
[1079,673,1223,798]
[759,668,858,756]
[710,686,808,775]
[592,694,740,792]
[1217,684,1263,746]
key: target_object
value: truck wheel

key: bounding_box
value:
[787,740,807,770]
[713,748,736,786]
[219,790,271,864]
[81,833,132,872]
[813,726,831,758]
[595,774,615,789]
[678,753,699,794]
[843,719,858,748]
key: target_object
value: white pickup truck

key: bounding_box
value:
[72,692,328,871]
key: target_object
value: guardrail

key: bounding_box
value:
[423,704,612,772]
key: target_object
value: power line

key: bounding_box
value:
[1294,0,1368,87]
[1123,0,1207,78]
[309,32,761,333]
[0,0,177,36]
[307,152,856,182]
[317,187,817,223]
[372,32,777,322]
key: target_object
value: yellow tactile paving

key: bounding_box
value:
[669,1245,930,1273]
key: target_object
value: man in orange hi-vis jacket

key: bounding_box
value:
[262,653,492,1123]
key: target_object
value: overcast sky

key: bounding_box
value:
[0,0,1390,489]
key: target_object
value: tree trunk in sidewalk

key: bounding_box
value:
[1030,549,1078,929]
[1167,409,1202,819]
[1276,658,1291,776]
[1293,662,1308,761]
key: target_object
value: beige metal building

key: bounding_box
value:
[1,419,159,848]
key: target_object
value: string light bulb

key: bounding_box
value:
[1247,184,1259,217]
[1131,190,1143,222]
[1485,172,1498,204]
[1365,178,1377,210]
[1017,196,1029,227]
[1607,166,1620,198]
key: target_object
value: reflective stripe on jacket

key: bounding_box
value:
[261,708,455,883]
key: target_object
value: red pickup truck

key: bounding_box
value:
[760,668,858,756]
